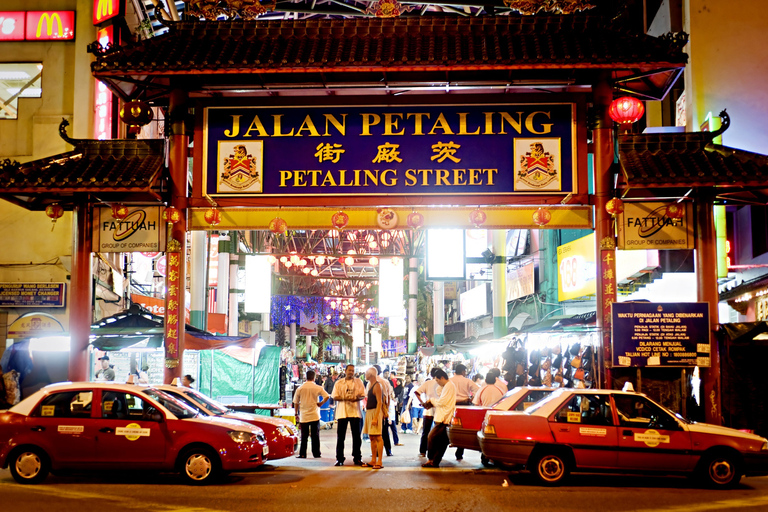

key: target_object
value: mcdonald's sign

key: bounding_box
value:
[25,11,75,41]
[93,0,122,25]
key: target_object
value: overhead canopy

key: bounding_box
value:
[719,322,768,347]
[90,304,259,351]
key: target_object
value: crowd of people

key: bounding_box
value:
[293,362,511,469]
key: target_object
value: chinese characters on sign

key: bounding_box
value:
[612,302,711,367]
[601,248,617,367]
[205,104,577,197]
[164,251,181,368]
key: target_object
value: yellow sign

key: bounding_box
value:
[557,233,596,301]
[634,429,670,448]
[567,411,581,423]
[36,12,63,38]
[116,423,151,441]
[7,312,66,338]
[41,405,55,416]
[617,202,694,250]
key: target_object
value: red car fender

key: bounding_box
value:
[489,412,556,443]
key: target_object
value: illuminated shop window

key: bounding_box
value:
[0,62,42,120]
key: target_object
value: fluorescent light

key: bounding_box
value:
[378,257,404,317]
[6,87,41,97]
[29,336,70,352]
[0,71,30,80]
[244,255,272,313]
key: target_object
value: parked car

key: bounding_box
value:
[155,385,299,460]
[0,382,268,485]
[478,388,768,488]
[448,386,554,466]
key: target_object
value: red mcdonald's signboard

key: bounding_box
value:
[93,0,122,25]
[0,12,26,41]
[25,11,75,41]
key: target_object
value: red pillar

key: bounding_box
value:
[695,193,722,424]
[68,202,93,381]
[593,77,617,389]
[164,89,189,384]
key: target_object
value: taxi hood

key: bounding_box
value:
[686,422,767,443]
[186,415,265,434]
[225,411,292,428]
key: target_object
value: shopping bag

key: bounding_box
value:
[400,409,411,424]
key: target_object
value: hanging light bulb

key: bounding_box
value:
[285,262,293,268]
[391,256,401,266]
[299,259,307,266]
[326,314,332,320]
[339,314,345,320]
[311,269,319,277]
[366,314,371,319]
[267,255,277,264]
[302,267,311,274]
[280,256,288,263]
[330,302,337,309]
[345,256,354,266]
[347,249,357,255]
[347,231,358,241]
[369,256,379,266]
[316,256,325,265]
[369,240,378,249]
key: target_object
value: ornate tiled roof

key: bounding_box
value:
[0,134,166,210]
[619,132,768,189]
[92,15,687,74]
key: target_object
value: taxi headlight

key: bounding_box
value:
[762,442,768,451]
[287,424,299,436]
[228,431,256,443]
[277,426,291,437]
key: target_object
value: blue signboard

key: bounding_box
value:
[612,302,711,367]
[203,103,576,197]
[0,283,66,307]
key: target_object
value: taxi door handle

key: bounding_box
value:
[30,426,45,432]
[623,430,633,436]
[559,427,570,432]
[99,427,115,434]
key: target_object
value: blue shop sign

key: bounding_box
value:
[612,302,711,368]
[0,283,66,307]
[203,103,576,197]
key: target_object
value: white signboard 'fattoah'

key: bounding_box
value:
[96,207,161,253]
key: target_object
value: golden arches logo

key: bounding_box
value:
[36,12,63,38]
[96,0,114,22]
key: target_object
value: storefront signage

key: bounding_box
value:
[617,202,694,250]
[557,233,596,301]
[506,262,535,302]
[0,11,75,41]
[7,311,66,337]
[0,283,66,307]
[203,103,577,197]
[93,0,122,25]
[93,206,162,253]
[460,283,490,321]
[94,26,114,140]
[612,302,711,367]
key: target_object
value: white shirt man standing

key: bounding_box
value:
[331,364,366,466]
[414,368,442,457]
[422,369,456,468]
[450,363,479,461]
[293,369,330,459]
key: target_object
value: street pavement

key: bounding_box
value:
[3,421,768,511]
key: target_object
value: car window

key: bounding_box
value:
[513,390,552,411]
[554,394,613,426]
[142,389,199,419]
[613,395,679,431]
[35,391,93,418]
[180,390,228,415]
[102,391,163,422]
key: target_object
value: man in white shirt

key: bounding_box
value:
[487,367,508,394]
[422,369,456,468]
[414,368,441,457]
[450,364,480,460]
[293,369,330,458]
[472,373,505,406]
[331,364,366,466]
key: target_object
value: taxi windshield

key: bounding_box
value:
[142,389,200,419]
[180,389,229,416]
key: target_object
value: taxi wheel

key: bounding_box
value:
[700,453,741,489]
[180,448,221,485]
[531,451,570,486]
[9,447,50,485]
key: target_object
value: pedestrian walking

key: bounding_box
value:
[293,370,330,459]
[400,375,414,433]
[331,364,366,466]
[450,363,479,461]
[422,369,456,468]
[362,367,385,469]
[414,368,441,457]
[373,365,394,456]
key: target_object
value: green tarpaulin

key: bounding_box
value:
[199,346,280,411]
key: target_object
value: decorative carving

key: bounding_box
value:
[600,236,616,250]
[659,31,689,52]
[0,158,20,173]
[167,238,182,252]
[708,109,731,140]
[58,118,78,146]
[503,0,596,15]
[364,0,416,17]
[184,0,276,20]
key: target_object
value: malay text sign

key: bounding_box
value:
[0,283,66,307]
[612,302,711,367]
[203,103,576,197]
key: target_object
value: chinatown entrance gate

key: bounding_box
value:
[80,13,714,418]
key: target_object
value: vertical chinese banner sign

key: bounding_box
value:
[164,250,181,368]
[600,239,617,368]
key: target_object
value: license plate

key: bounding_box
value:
[264,445,269,455]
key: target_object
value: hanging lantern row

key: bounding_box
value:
[163,206,182,224]
[666,203,685,219]
[331,210,349,230]
[469,208,486,228]
[608,96,645,125]
[203,207,221,226]
[45,204,64,231]
[119,100,154,135]
[532,207,552,226]
[407,211,424,229]
[269,216,288,234]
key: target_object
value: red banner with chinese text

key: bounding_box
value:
[164,252,181,368]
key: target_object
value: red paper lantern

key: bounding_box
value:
[45,204,64,231]
[377,208,398,230]
[163,206,182,224]
[269,216,288,234]
[532,207,552,226]
[605,198,625,217]
[111,203,129,220]
[609,96,645,125]
[469,208,486,227]
[666,203,685,220]
[120,100,154,135]
[407,211,424,229]
[204,207,221,226]
[331,211,349,230]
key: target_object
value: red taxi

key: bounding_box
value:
[156,385,299,460]
[447,386,553,466]
[478,389,768,488]
[0,382,268,485]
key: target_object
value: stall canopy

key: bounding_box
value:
[90,304,259,351]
